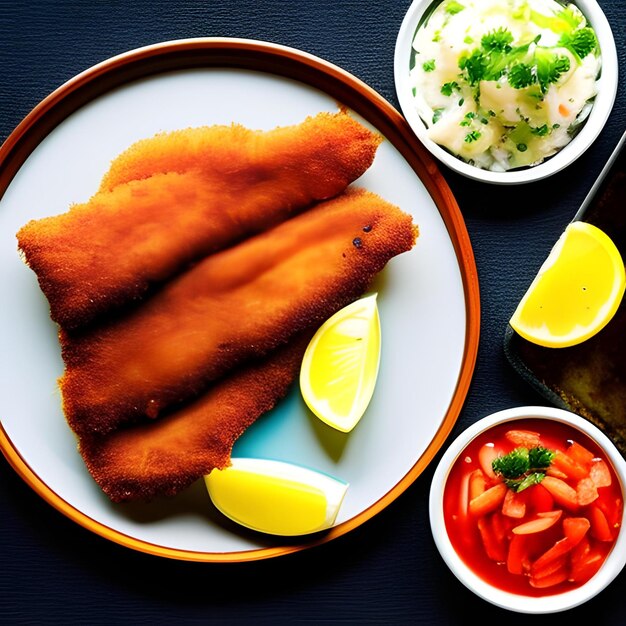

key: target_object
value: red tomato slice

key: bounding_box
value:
[552,449,588,481]
[477,515,507,562]
[527,483,554,513]
[506,534,528,575]
[562,517,590,546]
[502,488,526,519]
[566,440,595,468]
[531,537,573,575]
[589,505,614,542]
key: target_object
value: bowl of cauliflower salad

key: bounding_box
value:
[395,0,617,183]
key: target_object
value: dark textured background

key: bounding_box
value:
[1,1,625,623]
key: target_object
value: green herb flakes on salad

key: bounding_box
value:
[409,0,601,171]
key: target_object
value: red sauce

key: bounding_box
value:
[444,418,623,596]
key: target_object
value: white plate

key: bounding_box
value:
[0,38,480,561]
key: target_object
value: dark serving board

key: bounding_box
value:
[505,129,626,458]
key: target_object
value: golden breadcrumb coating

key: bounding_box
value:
[60,188,418,439]
[78,336,309,503]
[17,110,382,329]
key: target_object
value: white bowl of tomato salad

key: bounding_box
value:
[430,405,626,613]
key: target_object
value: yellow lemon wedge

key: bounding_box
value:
[204,458,348,536]
[509,221,626,348]
[299,292,381,432]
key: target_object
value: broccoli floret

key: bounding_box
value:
[559,27,597,60]
[508,62,536,89]
[458,31,537,86]
[481,27,514,52]
[535,48,570,92]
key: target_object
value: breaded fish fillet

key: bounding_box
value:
[79,336,309,503]
[99,109,380,193]
[60,188,418,439]
[17,110,381,329]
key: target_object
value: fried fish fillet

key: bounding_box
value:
[17,110,381,329]
[78,336,309,503]
[60,188,418,439]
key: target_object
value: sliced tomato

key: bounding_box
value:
[527,483,554,513]
[502,488,526,519]
[469,482,507,518]
[477,515,507,562]
[552,449,588,481]
[589,505,614,542]
[531,537,573,575]
[530,565,568,588]
[562,517,590,546]
[541,476,579,511]
[569,550,604,583]
[596,496,623,530]
[507,534,528,575]
[511,510,562,535]
[566,440,595,468]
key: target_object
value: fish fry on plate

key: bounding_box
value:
[17,110,381,329]
[79,336,311,503]
[60,187,418,439]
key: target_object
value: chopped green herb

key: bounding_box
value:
[492,446,555,493]
[422,59,436,72]
[531,124,549,136]
[460,111,476,127]
[517,143,528,152]
[440,81,459,96]
[458,28,572,94]
[432,108,444,124]
[445,1,465,15]
[464,130,481,143]
[464,35,474,44]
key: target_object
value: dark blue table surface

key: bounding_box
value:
[1,1,625,624]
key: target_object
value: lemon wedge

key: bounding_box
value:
[205,458,348,536]
[510,221,625,348]
[299,292,381,432]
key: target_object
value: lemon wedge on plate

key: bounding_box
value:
[205,458,348,536]
[299,292,381,432]
[509,221,625,348]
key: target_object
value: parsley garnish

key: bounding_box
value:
[559,27,597,61]
[464,130,481,143]
[440,81,459,96]
[492,446,555,492]
[423,59,436,72]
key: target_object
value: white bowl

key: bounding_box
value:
[394,0,618,184]
[429,406,626,613]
